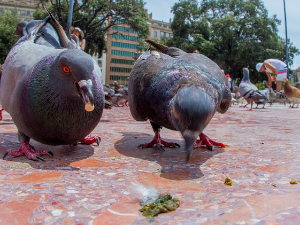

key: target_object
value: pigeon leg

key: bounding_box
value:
[80,135,101,146]
[194,133,229,151]
[248,101,253,111]
[138,130,180,149]
[0,107,3,121]
[3,140,52,161]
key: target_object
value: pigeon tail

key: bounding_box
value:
[172,87,215,161]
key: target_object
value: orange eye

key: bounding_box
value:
[62,65,70,74]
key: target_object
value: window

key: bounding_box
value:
[110,58,135,65]
[111,50,135,57]
[26,11,30,16]
[166,33,170,38]
[110,67,132,73]
[0,9,3,13]
[111,41,139,49]
[111,26,138,34]
[110,75,129,81]
[111,34,139,42]
[160,31,164,38]
[154,31,157,37]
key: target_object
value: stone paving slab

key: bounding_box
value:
[0,103,300,224]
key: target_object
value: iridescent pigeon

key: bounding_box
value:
[1,11,104,161]
[128,40,231,162]
[239,68,268,110]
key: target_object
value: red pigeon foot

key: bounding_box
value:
[3,140,53,161]
[80,135,101,146]
[194,133,229,151]
[138,130,180,150]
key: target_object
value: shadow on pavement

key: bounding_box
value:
[0,132,95,170]
[114,131,225,181]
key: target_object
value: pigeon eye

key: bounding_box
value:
[62,65,70,74]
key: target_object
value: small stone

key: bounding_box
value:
[51,209,63,216]
[68,211,75,217]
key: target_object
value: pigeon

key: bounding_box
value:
[13,21,28,37]
[1,10,104,161]
[239,68,268,110]
[262,80,276,106]
[283,78,300,108]
[112,81,129,106]
[294,82,300,90]
[128,40,231,162]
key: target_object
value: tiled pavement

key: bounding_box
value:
[0,104,300,224]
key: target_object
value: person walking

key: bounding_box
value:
[226,74,233,92]
[70,26,86,50]
[256,59,288,92]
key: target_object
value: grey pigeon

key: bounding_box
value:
[1,11,104,161]
[239,68,268,110]
[262,80,276,106]
[128,40,231,162]
[112,81,128,107]
[13,21,28,37]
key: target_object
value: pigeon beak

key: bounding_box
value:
[77,79,95,112]
[172,87,215,162]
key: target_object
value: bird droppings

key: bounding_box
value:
[1,105,300,223]
[224,177,233,186]
[139,193,180,218]
[289,180,298,184]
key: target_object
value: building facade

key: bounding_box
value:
[103,13,173,85]
[0,0,40,20]
[0,2,173,85]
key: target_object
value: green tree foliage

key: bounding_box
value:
[34,0,149,57]
[166,0,299,83]
[0,10,20,64]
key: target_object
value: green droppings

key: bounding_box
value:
[139,193,180,218]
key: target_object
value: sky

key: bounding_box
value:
[143,0,300,70]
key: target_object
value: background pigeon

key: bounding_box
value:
[262,80,276,106]
[239,68,268,110]
[128,40,231,162]
[284,78,300,108]
[1,11,104,161]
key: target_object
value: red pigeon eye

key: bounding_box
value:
[62,65,70,74]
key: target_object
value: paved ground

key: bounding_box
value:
[0,103,300,225]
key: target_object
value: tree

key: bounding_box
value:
[166,0,299,83]
[0,10,20,64]
[34,0,149,57]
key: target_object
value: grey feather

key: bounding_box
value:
[129,40,231,161]
[239,68,268,107]
[1,14,104,150]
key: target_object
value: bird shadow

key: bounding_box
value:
[0,132,95,170]
[114,132,225,181]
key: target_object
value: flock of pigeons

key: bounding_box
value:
[0,10,298,163]
[235,68,300,110]
[103,81,129,108]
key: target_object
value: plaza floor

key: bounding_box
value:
[0,103,300,225]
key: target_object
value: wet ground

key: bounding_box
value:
[0,103,300,225]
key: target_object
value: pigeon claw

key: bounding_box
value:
[3,141,49,161]
[36,155,45,162]
[194,133,228,150]
[137,130,179,150]
[80,135,101,145]
[48,151,54,157]
[3,151,8,160]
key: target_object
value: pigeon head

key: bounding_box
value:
[172,87,215,161]
[14,21,28,37]
[242,68,250,82]
[55,49,96,111]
